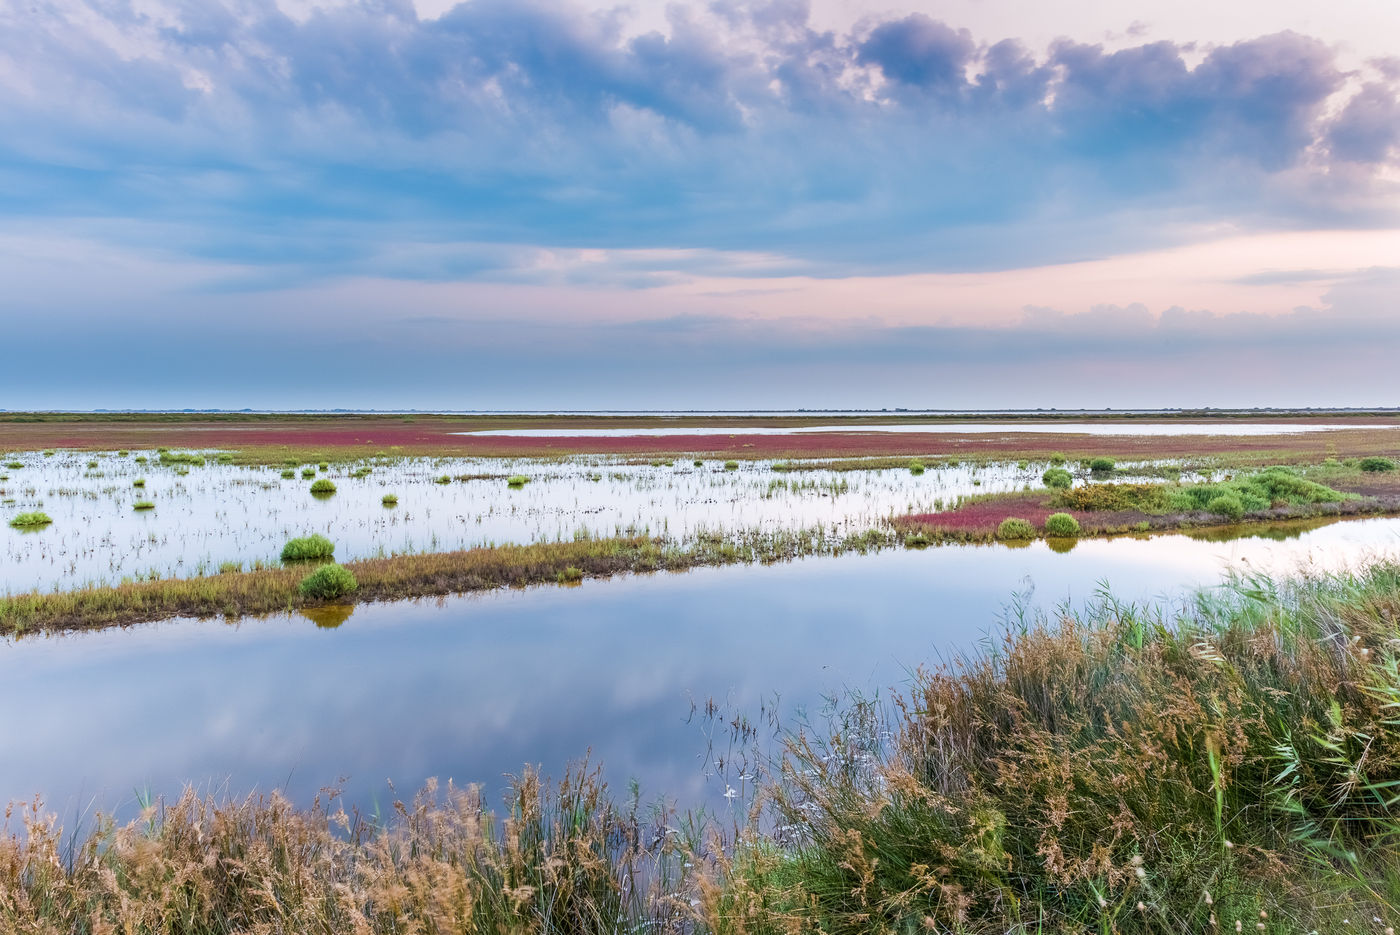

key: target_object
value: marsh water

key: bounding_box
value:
[5,512,1400,825]
[460,422,1400,437]
[0,451,1204,593]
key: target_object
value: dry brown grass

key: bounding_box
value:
[0,766,700,935]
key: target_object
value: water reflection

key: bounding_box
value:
[3,515,1400,825]
[298,604,356,629]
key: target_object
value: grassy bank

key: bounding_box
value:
[0,529,894,635]
[897,465,1400,544]
[9,563,1400,931]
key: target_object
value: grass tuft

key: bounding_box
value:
[280,534,335,562]
[8,511,52,528]
[298,563,358,600]
[309,478,337,495]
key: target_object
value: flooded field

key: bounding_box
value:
[460,422,1400,437]
[0,449,1196,593]
[4,513,1400,822]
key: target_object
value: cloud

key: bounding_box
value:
[0,0,1396,285]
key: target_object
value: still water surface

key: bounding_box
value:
[4,515,1400,823]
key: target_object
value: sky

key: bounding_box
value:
[2,0,1399,410]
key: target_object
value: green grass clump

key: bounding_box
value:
[434,474,451,484]
[381,494,398,506]
[1360,456,1397,472]
[556,565,584,584]
[723,460,739,470]
[1053,482,1170,513]
[693,459,704,467]
[1043,512,1080,536]
[135,456,148,464]
[309,479,337,495]
[298,563,357,600]
[132,478,146,488]
[218,561,242,575]
[301,468,316,479]
[1171,466,1349,514]
[86,460,98,469]
[280,469,295,479]
[1089,456,1115,472]
[42,449,54,457]
[159,451,206,467]
[1042,467,1072,489]
[1207,492,1244,521]
[318,461,329,471]
[8,511,52,528]
[506,475,529,487]
[3,461,22,470]
[132,501,155,511]
[995,517,1036,540]
[1048,452,1066,465]
[217,454,234,464]
[280,534,335,562]
[908,460,925,475]
[117,450,129,457]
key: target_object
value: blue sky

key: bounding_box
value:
[2,0,1399,409]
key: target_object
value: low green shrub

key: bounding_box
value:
[693,460,704,467]
[909,460,926,475]
[995,517,1036,540]
[1042,467,1072,489]
[1053,482,1170,513]
[1207,492,1245,522]
[159,451,206,467]
[3,461,22,470]
[557,566,584,584]
[1360,456,1397,472]
[506,475,529,487]
[1089,456,1115,473]
[724,461,739,470]
[309,479,337,495]
[298,563,357,600]
[8,511,52,528]
[1048,452,1066,465]
[132,478,146,488]
[280,469,295,479]
[281,534,336,562]
[301,468,316,479]
[382,494,398,505]
[132,501,155,511]
[434,474,451,484]
[1043,512,1080,537]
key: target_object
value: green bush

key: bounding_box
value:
[724,460,739,470]
[693,460,704,467]
[298,563,357,600]
[309,479,337,495]
[280,469,296,479]
[381,494,398,505]
[132,478,146,488]
[1206,493,1245,522]
[506,475,529,487]
[8,511,52,528]
[159,451,206,467]
[996,517,1036,540]
[318,462,329,471]
[1042,467,1073,490]
[1053,482,1170,513]
[3,461,22,470]
[434,474,451,484]
[908,460,926,475]
[1089,456,1115,473]
[1048,452,1066,466]
[1043,512,1081,537]
[557,565,584,584]
[1359,456,1396,472]
[132,500,155,511]
[1170,467,1348,514]
[281,534,336,562]
[301,468,316,479]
